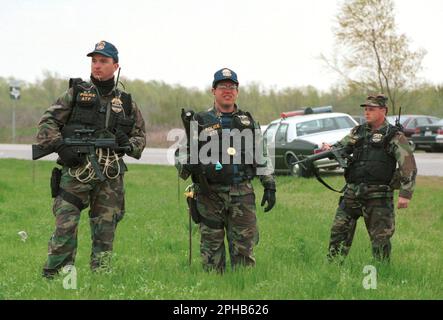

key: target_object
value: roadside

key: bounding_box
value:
[0,144,441,176]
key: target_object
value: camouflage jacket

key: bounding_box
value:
[336,119,417,199]
[36,85,146,160]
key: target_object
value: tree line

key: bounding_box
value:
[1,73,442,145]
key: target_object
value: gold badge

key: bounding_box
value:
[111,97,123,113]
[112,97,122,106]
[222,69,232,77]
[372,133,383,143]
[227,147,236,156]
[238,115,251,126]
[96,41,106,50]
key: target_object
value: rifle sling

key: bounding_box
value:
[313,168,346,193]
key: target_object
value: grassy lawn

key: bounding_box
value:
[0,159,442,299]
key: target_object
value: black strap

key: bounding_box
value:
[69,78,83,89]
[59,188,87,211]
[119,91,133,117]
[313,168,346,193]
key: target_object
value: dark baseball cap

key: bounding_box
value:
[212,68,239,88]
[360,94,388,108]
[87,40,119,62]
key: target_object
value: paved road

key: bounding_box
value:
[1,144,442,176]
[0,144,175,166]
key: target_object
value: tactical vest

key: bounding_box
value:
[61,78,135,138]
[345,124,399,185]
[193,109,260,185]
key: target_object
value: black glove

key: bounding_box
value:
[55,142,83,167]
[261,189,276,212]
[115,130,132,152]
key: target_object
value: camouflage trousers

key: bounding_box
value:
[196,181,259,273]
[43,167,125,276]
[328,193,395,262]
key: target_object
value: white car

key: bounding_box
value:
[264,109,358,177]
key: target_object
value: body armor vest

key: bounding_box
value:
[62,78,135,138]
[345,124,399,185]
[194,109,259,185]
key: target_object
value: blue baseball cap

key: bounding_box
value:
[212,68,239,88]
[87,40,119,62]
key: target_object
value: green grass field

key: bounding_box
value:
[0,159,442,299]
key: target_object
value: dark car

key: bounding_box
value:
[386,115,440,138]
[411,119,443,152]
[264,111,358,177]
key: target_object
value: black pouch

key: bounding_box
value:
[186,196,201,224]
[116,117,135,135]
[50,168,62,198]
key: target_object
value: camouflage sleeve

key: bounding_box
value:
[334,126,360,148]
[174,145,192,181]
[259,172,276,191]
[258,144,276,190]
[126,101,146,159]
[391,132,417,199]
[36,89,74,148]
[255,125,276,190]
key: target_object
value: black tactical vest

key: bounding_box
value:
[345,124,399,185]
[62,78,135,138]
[193,108,259,184]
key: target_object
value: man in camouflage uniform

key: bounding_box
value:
[36,41,146,278]
[175,68,276,273]
[323,94,417,262]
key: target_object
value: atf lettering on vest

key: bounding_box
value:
[62,78,135,139]
[78,92,96,103]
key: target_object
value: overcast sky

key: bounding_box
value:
[1,0,442,91]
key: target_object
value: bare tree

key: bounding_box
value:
[323,0,426,114]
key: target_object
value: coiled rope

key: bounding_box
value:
[68,148,122,183]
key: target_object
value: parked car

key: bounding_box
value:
[264,108,358,177]
[411,119,443,152]
[386,115,440,138]
[260,125,268,133]
[351,115,366,124]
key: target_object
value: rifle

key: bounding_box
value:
[32,129,131,182]
[291,146,351,193]
[291,146,351,170]
[180,108,211,194]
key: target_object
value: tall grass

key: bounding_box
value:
[0,159,441,299]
